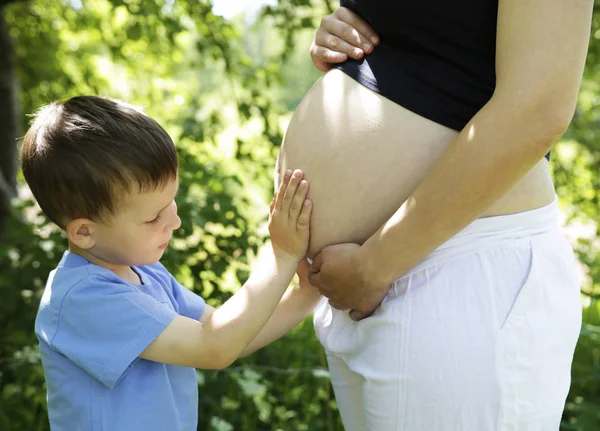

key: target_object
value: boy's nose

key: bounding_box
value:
[168,201,181,231]
[172,214,181,231]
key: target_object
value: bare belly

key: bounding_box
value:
[277,70,556,258]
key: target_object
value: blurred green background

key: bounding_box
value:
[0,0,599,430]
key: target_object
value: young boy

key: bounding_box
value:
[22,96,321,431]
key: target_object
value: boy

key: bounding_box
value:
[22,96,321,430]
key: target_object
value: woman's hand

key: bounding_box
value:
[308,243,389,320]
[310,7,380,72]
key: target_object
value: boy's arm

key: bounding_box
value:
[239,259,321,357]
[140,170,312,370]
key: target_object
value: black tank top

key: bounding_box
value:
[336,0,551,160]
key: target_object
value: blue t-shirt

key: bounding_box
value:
[35,251,206,431]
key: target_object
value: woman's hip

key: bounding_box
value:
[313,196,581,379]
[314,198,582,428]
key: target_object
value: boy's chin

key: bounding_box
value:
[149,247,167,263]
[126,244,170,267]
[128,251,164,267]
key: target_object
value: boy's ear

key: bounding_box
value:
[66,218,96,249]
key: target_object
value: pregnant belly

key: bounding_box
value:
[277,70,555,258]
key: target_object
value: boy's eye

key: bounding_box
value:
[147,213,163,224]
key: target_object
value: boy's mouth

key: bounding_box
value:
[158,239,170,250]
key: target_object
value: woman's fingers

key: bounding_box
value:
[329,299,349,311]
[322,13,376,55]
[314,30,365,60]
[309,45,345,71]
[331,7,379,47]
[310,7,379,70]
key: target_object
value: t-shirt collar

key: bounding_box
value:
[57,251,150,286]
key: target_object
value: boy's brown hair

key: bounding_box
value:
[20,96,179,228]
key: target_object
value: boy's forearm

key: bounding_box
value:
[203,244,299,366]
[239,283,321,357]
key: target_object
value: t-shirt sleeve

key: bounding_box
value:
[50,275,177,389]
[169,276,206,321]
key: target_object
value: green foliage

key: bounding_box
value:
[554,7,600,431]
[1,0,341,429]
[1,0,600,430]
[0,204,58,431]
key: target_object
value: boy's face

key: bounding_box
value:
[69,178,181,269]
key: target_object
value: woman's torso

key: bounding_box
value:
[277,71,555,258]
[278,0,555,258]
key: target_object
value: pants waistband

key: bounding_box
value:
[402,196,561,278]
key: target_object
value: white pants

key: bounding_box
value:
[314,198,582,431]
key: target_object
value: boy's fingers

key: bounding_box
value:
[296,258,310,281]
[282,170,303,211]
[290,180,309,219]
[297,199,312,230]
[275,170,292,211]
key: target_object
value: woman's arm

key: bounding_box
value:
[309,0,593,320]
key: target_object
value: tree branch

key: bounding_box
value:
[0,5,20,239]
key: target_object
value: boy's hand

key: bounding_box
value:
[269,169,312,261]
[296,257,320,297]
[296,257,310,284]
